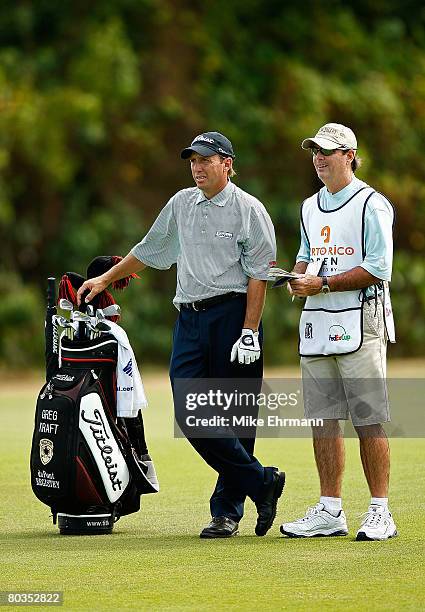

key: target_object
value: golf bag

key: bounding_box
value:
[30,271,158,535]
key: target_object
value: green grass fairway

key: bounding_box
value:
[1,366,424,611]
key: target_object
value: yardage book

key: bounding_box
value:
[268,260,324,288]
[267,267,300,288]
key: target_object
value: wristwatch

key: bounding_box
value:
[321,276,331,294]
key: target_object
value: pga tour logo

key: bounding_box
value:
[305,322,313,339]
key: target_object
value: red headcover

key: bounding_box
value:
[57,256,139,321]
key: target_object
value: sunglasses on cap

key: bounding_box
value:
[310,146,349,157]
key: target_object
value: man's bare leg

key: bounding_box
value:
[280,419,348,536]
[312,419,345,497]
[355,424,389,497]
[354,424,397,540]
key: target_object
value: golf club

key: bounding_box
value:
[53,315,78,340]
[59,298,74,313]
[71,311,92,340]
[102,304,121,318]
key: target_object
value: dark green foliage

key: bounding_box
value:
[0,1,424,365]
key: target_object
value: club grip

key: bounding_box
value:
[47,277,56,308]
[79,288,89,313]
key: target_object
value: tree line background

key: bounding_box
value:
[1,0,424,368]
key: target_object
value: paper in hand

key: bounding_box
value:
[268,260,325,289]
[267,267,301,288]
[305,260,325,276]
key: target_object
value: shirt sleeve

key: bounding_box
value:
[240,203,277,280]
[296,221,311,263]
[361,193,394,281]
[131,197,180,270]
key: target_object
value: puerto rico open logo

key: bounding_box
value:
[329,325,351,342]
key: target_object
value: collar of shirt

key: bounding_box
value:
[195,180,234,206]
[320,175,367,211]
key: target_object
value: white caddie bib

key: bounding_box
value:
[300,186,376,356]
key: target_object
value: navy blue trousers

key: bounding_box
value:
[169,294,271,522]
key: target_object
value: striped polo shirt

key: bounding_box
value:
[131,180,276,307]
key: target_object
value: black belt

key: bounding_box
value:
[181,292,244,312]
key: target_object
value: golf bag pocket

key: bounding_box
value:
[30,372,88,507]
[60,335,118,370]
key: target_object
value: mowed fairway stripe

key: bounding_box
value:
[0,372,424,611]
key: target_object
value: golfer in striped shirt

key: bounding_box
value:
[78,131,286,538]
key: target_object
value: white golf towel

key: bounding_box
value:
[103,320,148,417]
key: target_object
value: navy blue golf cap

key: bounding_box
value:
[181,131,235,159]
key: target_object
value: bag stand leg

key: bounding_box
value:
[123,412,159,494]
[123,412,148,455]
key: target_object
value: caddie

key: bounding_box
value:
[77,131,285,539]
[280,123,397,541]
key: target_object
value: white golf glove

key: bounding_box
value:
[230,328,261,365]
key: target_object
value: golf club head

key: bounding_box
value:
[85,321,98,340]
[59,298,74,312]
[95,309,105,321]
[53,315,79,340]
[102,304,121,317]
[53,315,72,328]
[72,311,92,323]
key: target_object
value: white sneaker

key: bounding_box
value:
[356,505,397,541]
[280,503,348,538]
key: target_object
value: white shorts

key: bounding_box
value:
[301,300,390,426]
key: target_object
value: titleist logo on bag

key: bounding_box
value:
[79,393,129,502]
[53,374,75,382]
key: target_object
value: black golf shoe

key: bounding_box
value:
[200,516,239,538]
[255,469,286,536]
